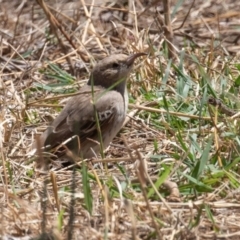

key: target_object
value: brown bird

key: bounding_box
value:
[33,53,146,164]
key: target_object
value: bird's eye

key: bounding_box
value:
[112,62,119,68]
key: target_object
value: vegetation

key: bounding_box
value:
[1,0,240,239]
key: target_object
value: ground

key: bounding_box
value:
[1,0,240,239]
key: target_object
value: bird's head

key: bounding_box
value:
[88,53,146,92]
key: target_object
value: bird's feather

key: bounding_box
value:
[40,85,125,158]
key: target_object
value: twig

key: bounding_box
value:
[163,0,176,59]
[173,0,195,31]
[129,103,211,120]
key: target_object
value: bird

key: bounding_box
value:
[33,53,146,166]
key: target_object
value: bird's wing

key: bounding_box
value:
[42,85,125,150]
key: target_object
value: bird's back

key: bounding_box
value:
[36,85,126,161]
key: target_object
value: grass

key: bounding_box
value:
[1,0,240,239]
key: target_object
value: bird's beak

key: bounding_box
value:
[126,52,147,66]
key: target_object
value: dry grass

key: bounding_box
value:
[1,0,240,239]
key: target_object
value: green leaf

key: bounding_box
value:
[192,137,212,179]
[234,75,240,87]
[57,209,65,231]
[147,165,171,198]
[181,172,213,191]
[81,163,93,214]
